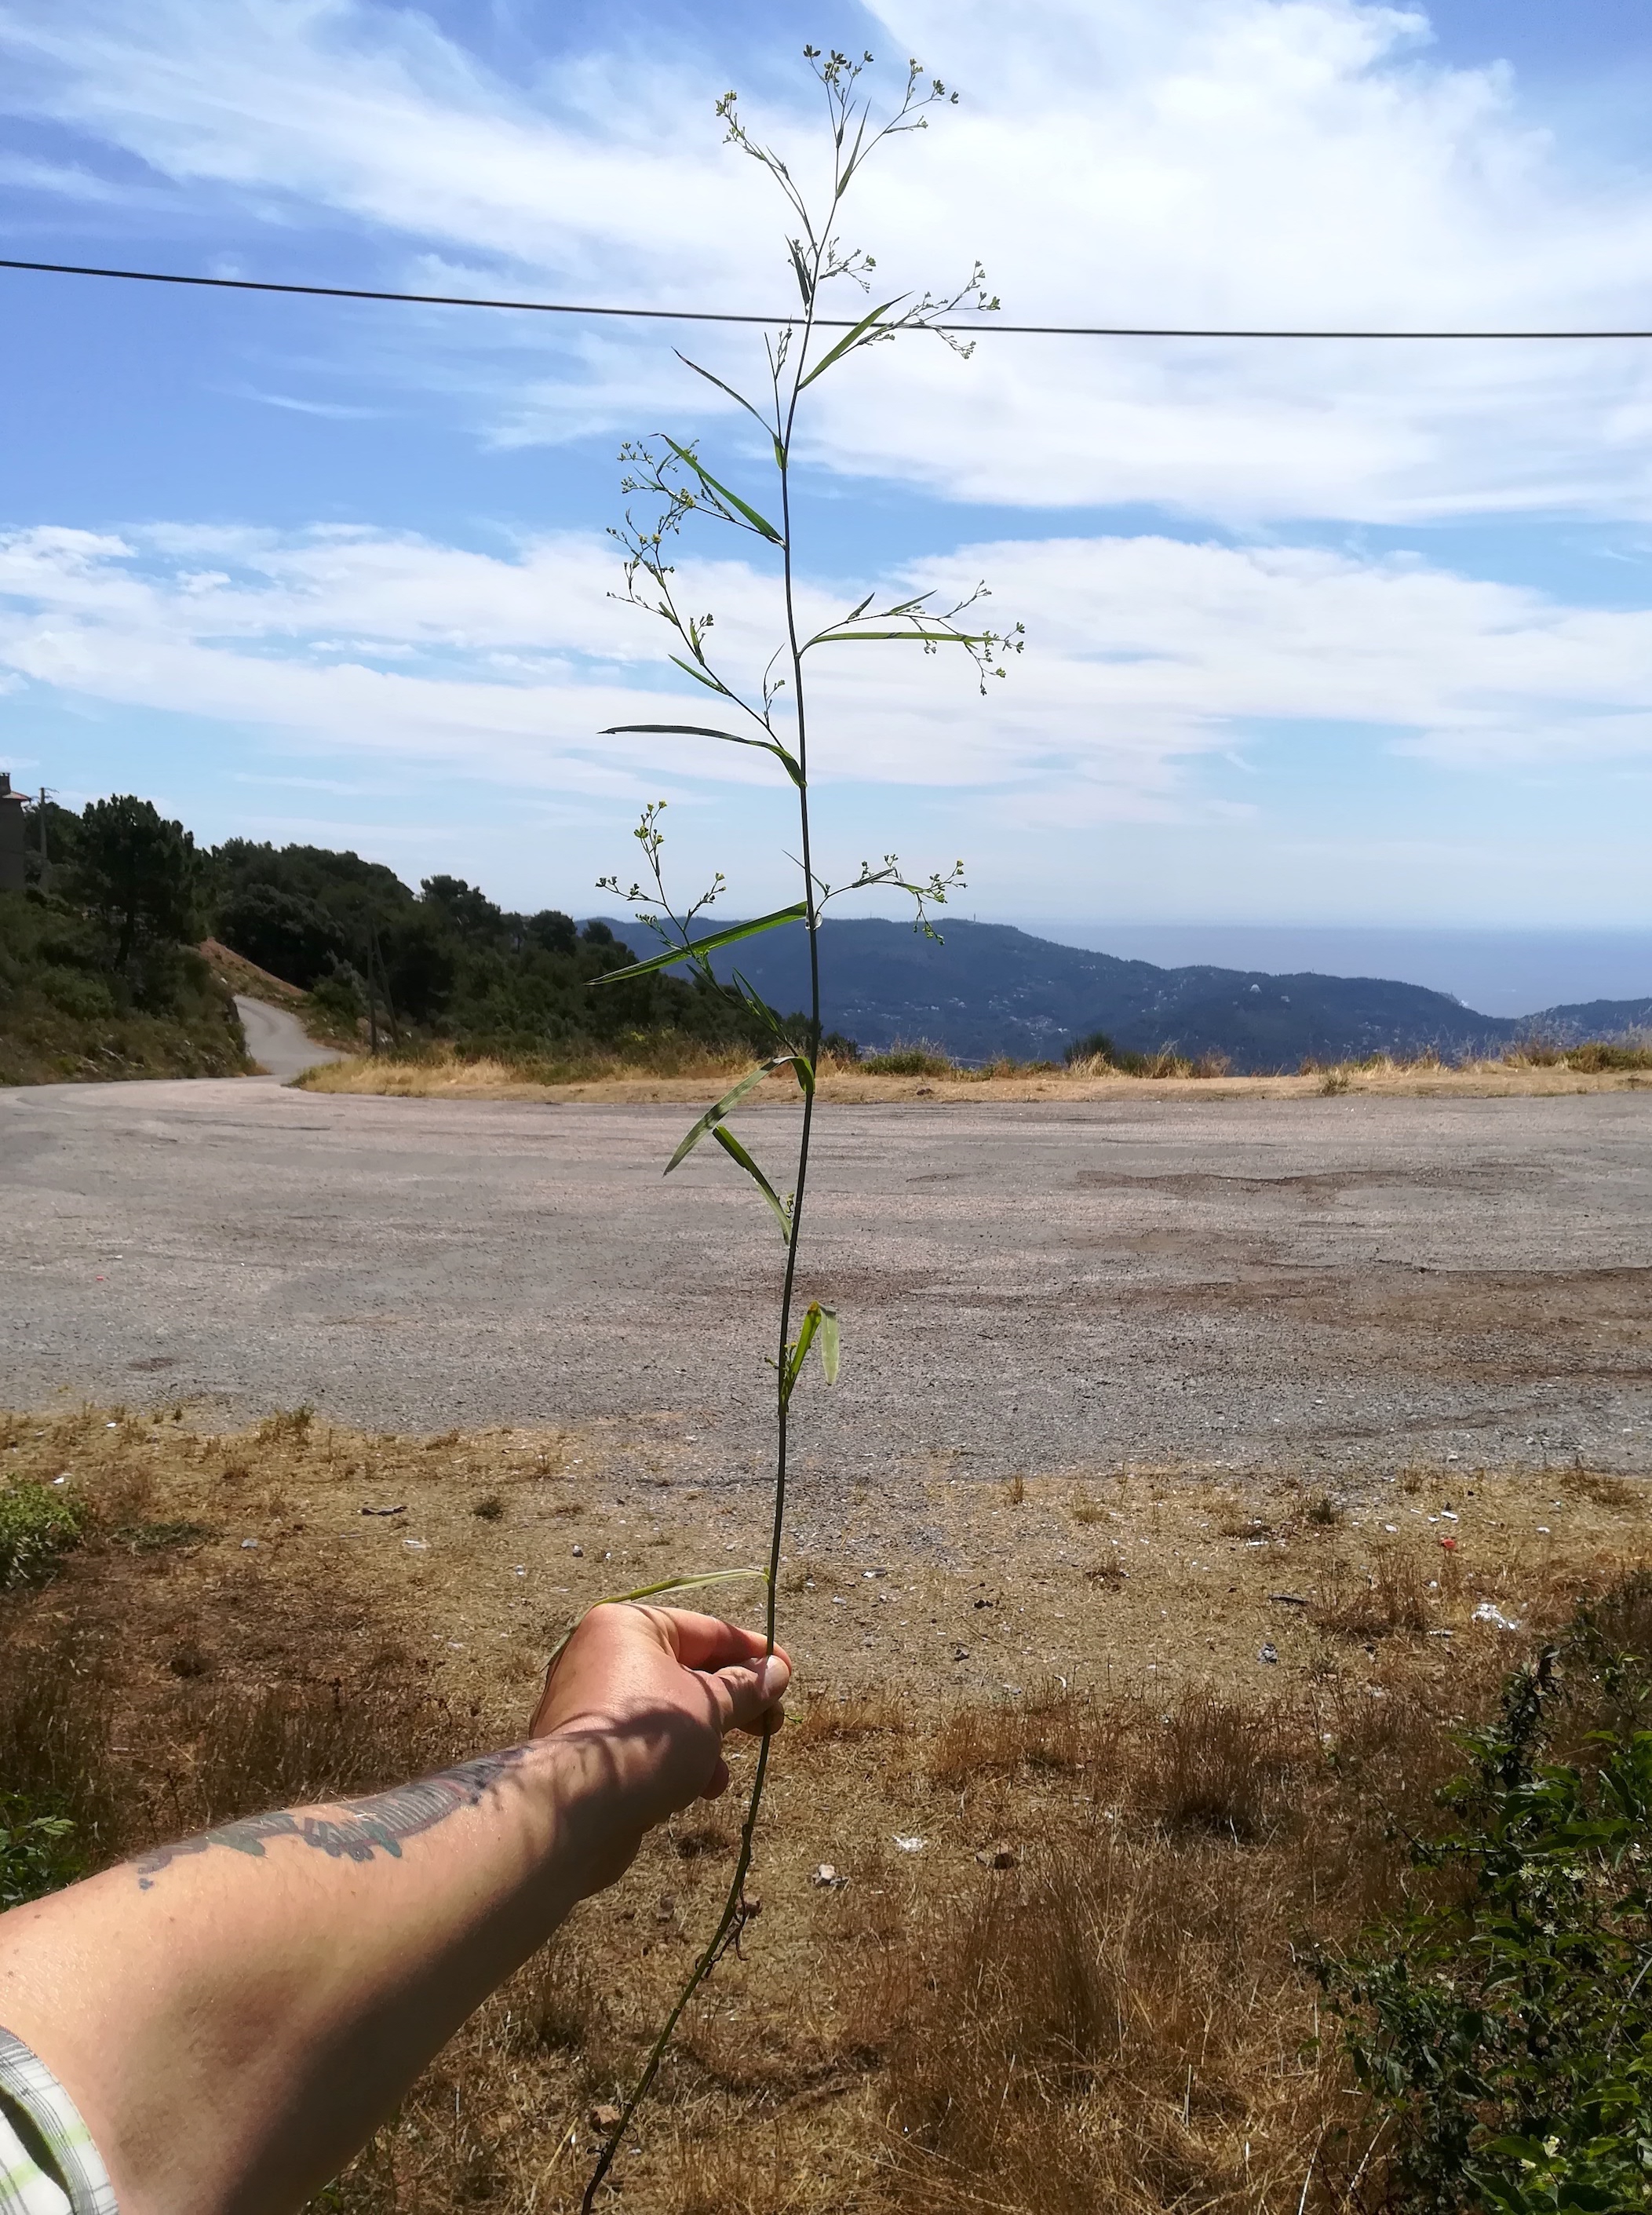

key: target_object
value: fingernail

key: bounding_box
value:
[758,1654,790,1700]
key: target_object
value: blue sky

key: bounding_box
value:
[2,0,1652,980]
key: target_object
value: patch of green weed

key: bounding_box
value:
[0,1480,85,1588]
[0,1794,82,1907]
[1321,1576,1652,2213]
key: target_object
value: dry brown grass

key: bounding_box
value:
[2,1406,1647,2212]
[295,1048,1652,1108]
[1066,1047,1233,1080]
[1562,1465,1637,1509]
[1314,1545,1434,1639]
[298,1041,771,1100]
[199,939,308,1008]
[1501,1035,1652,1073]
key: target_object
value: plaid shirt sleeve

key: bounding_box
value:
[0,2031,117,2215]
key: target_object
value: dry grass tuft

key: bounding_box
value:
[1211,1491,1270,1540]
[1315,1545,1433,1639]
[1151,1694,1300,1841]
[256,1407,315,1447]
[0,1637,119,1858]
[932,1682,1115,1790]
[793,1691,909,1750]
[1563,1466,1639,1510]
[181,1680,469,1832]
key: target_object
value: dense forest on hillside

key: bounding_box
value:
[1,793,778,1081]
[0,796,246,1084]
[207,837,774,1057]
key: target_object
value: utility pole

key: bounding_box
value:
[370,924,400,1050]
[0,773,27,892]
[364,934,379,1056]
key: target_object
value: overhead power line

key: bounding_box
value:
[2,254,1651,339]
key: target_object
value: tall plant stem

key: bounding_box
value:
[767,311,824,1654]
[582,276,825,2215]
[582,44,1008,2184]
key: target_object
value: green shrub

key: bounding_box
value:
[0,1794,82,1907]
[1566,1039,1652,1074]
[0,1480,84,1588]
[306,968,364,1029]
[1321,1579,1652,2213]
[0,889,247,1084]
[36,964,115,1019]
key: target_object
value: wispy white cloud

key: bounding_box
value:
[0,148,119,197]
[233,387,391,418]
[7,0,1652,518]
[2,520,1651,816]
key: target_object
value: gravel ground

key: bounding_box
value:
[4,1078,1650,1489]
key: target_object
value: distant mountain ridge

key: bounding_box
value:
[589,915,1652,1074]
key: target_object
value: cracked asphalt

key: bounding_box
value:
[4,1077,1650,1487]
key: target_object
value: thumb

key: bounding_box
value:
[716,1649,791,1736]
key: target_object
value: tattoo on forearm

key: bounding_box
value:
[131,1747,530,1888]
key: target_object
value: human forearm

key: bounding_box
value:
[0,1732,604,2215]
[0,1607,788,2215]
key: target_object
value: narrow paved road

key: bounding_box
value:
[233,995,344,1081]
[4,1079,1649,1486]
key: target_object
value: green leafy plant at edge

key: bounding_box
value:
[0,1796,82,1910]
[0,1480,85,1589]
[1319,1582,1652,2213]
[575,45,1020,2208]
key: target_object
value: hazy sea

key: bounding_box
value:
[1012,925,1652,1020]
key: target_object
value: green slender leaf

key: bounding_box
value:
[618,1566,768,1604]
[544,1566,768,1673]
[782,1302,840,1397]
[788,239,814,307]
[712,1123,791,1238]
[666,1053,796,1171]
[668,655,729,695]
[808,629,989,646]
[785,1303,823,1394]
[593,904,808,987]
[841,106,870,184]
[724,965,790,1045]
[674,352,774,436]
[601,721,803,790]
[797,297,904,392]
[662,436,783,544]
[818,1305,841,1384]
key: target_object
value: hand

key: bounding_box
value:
[530,1606,791,1892]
